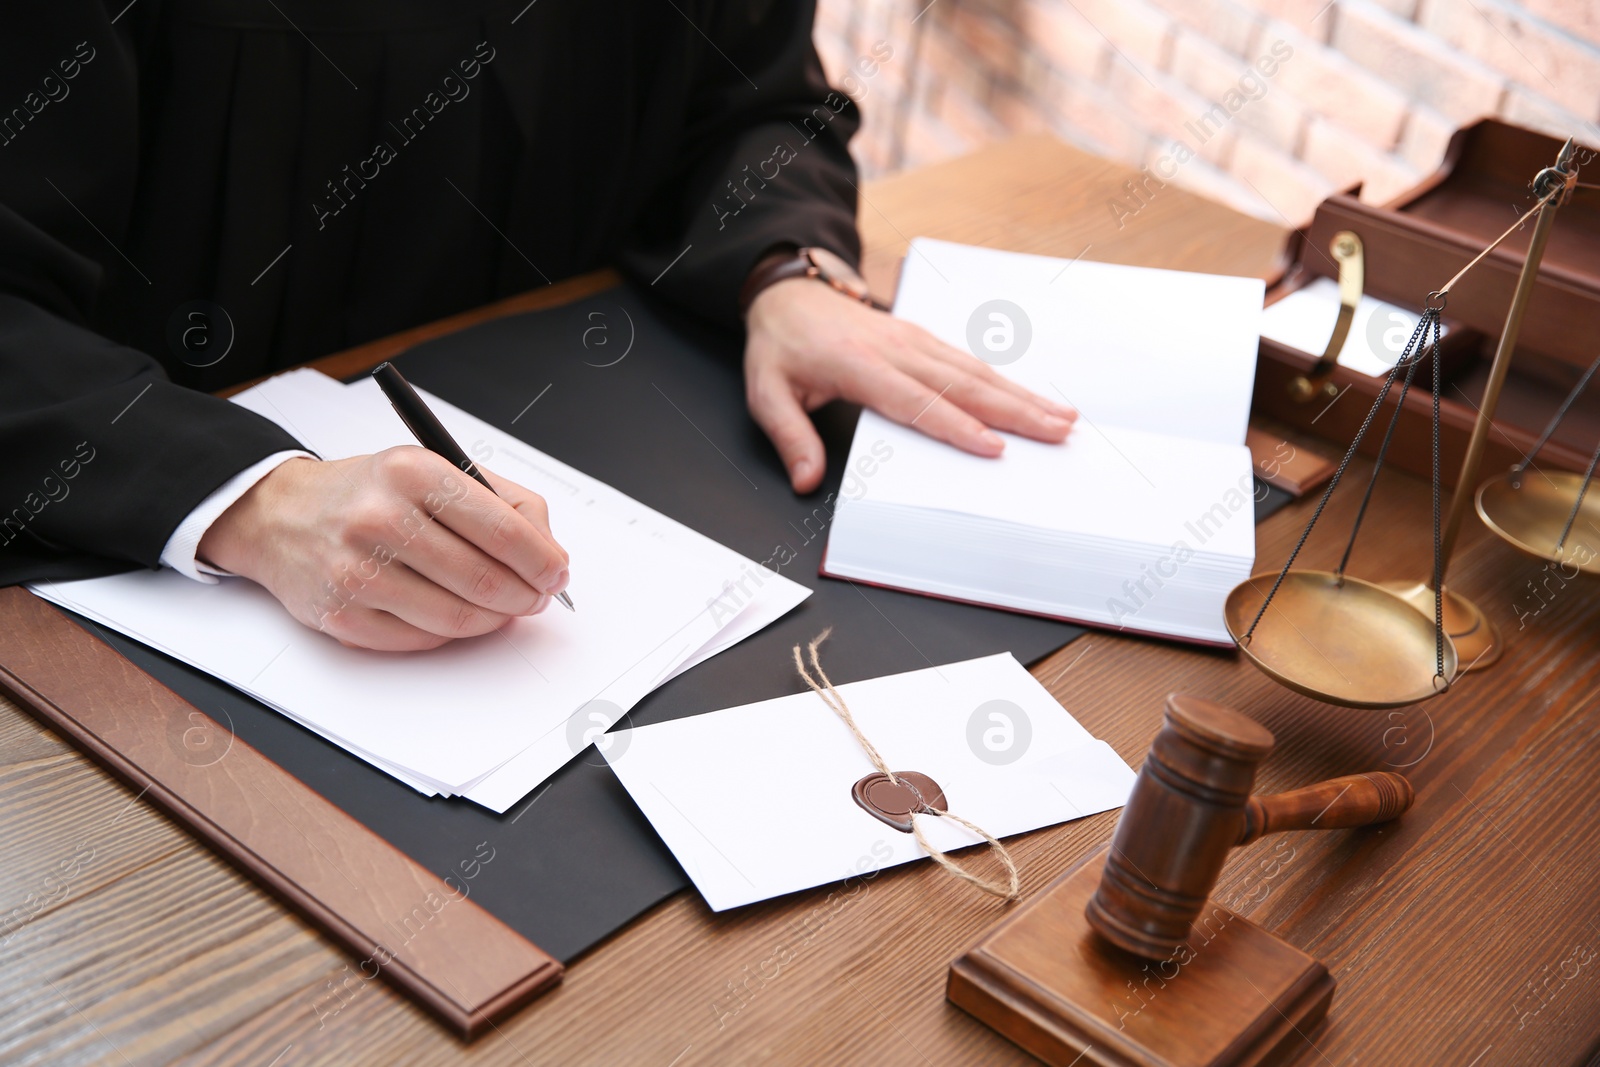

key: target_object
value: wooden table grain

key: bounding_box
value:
[4,135,1598,1067]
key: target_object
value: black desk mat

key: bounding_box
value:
[70,284,1291,963]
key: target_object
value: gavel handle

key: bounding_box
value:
[1236,772,1414,846]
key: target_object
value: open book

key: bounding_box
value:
[821,239,1264,646]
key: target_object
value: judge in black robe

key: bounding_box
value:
[0,0,1073,644]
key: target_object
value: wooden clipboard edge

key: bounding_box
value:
[0,586,562,1040]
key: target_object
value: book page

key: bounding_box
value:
[893,238,1264,447]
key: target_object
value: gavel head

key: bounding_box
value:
[1086,693,1274,959]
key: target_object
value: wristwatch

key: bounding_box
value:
[739,246,890,318]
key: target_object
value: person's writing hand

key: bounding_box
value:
[743,278,1076,492]
[199,449,569,651]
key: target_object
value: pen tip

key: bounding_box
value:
[556,591,575,611]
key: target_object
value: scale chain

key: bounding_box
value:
[1555,438,1600,552]
[1242,308,1443,648]
[1335,316,1431,579]
[1430,312,1445,682]
[1512,348,1600,482]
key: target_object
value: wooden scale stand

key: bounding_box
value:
[949,136,1593,1065]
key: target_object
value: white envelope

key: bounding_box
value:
[604,653,1136,911]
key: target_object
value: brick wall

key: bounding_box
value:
[813,0,1600,225]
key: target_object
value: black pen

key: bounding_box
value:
[372,361,574,611]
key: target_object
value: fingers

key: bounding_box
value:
[843,358,1007,458]
[902,332,1076,443]
[915,365,1075,444]
[483,469,571,595]
[313,603,452,653]
[391,518,548,616]
[357,561,513,640]
[746,362,828,492]
[918,331,1078,415]
[392,458,568,596]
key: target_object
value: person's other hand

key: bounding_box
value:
[743,278,1077,493]
[199,449,569,651]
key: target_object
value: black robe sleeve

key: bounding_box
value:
[616,0,863,330]
[0,4,304,585]
[0,0,859,586]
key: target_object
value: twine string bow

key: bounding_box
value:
[793,629,1020,901]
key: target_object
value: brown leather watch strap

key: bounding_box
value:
[738,247,813,318]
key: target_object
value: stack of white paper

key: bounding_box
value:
[604,653,1136,911]
[823,238,1263,645]
[31,369,810,810]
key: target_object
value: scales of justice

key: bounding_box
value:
[948,138,1597,1066]
[1225,135,1595,705]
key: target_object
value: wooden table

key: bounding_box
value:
[3,135,1597,1067]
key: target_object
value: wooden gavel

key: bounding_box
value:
[1087,693,1414,959]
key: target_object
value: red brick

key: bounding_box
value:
[1300,115,1425,202]
[1498,83,1600,143]
[1052,78,1156,162]
[1518,0,1600,51]
[1169,29,1307,152]
[1365,0,1419,16]
[935,76,1007,144]
[1231,0,1338,43]
[1260,22,1411,148]
[1146,0,1264,56]
[919,22,995,104]
[1153,150,1282,218]
[849,134,892,180]
[1012,44,1059,97]
[1023,0,1109,78]
[945,5,1028,80]
[1049,0,1175,73]
[858,42,909,101]
[1104,61,1238,165]
[990,86,1056,136]
[1393,103,1458,172]
[1417,0,1600,118]
[1229,132,1335,223]
[1332,0,1508,123]
[899,108,974,170]
[849,93,896,154]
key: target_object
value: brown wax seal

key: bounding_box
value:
[851,771,948,834]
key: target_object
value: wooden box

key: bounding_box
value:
[1254,120,1600,487]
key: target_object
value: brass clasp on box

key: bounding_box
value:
[1288,230,1364,402]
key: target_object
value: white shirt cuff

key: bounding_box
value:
[159,450,315,583]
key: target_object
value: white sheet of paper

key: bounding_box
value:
[604,653,1136,911]
[1259,276,1448,378]
[461,572,811,811]
[31,370,811,803]
[893,238,1265,446]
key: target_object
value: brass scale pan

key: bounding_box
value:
[1226,572,1456,709]
[1225,302,1458,709]
[1478,471,1600,575]
[1475,346,1600,576]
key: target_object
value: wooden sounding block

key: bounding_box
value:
[949,849,1333,1067]
[949,693,1414,1066]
